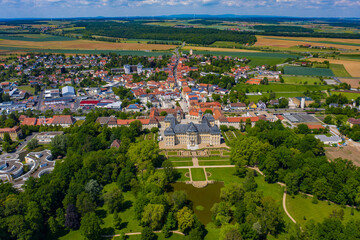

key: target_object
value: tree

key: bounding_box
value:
[160,111,168,116]
[141,204,165,230]
[25,201,42,233]
[51,134,68,157]
[220,224,243,240]
[80,212,102,240]
[324,115,333,125]
[3,132,12,144]
[85,179,102,202]
[76,192,96,216]
[176,207,194,233]
[48,216,59,234]
[220,183,245,205]
[27,138,39,150]
[65,204,80,230]
[103,187,124,213]
[128,140,160,171]
[141,226,157,240]
[162,160,176,182]
[172,191,187,210]
[113,211,122,230]
[243,171,257,192]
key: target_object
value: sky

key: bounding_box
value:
[0,0,360,18]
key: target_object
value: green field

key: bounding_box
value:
[282,76,322,85]
[192,51,299,66]
[210,41,244,48]
[175,168,191,181]
[168,157,192,161]
[331,91,360,100]
[17,85,35,94]
[286,194,360,227]
[197,156,230,160]
[330,63,352,77]
[236,82,330,93]
[198,160,231,166]
[171,162,193,167]
[191,168,206,181]
[284,66,335,77]
[0,33,75,42]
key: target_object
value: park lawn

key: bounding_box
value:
[222,151,231,156]
[191,168,206,181]
[123,233,187,240]
[206,167,238,184]
[210,150,220,155]
[172,162,193,167]
[175,168,191,182]
[167,151,178,156]
[18,85,35,94]
[282,76,322,85]
[286,194,360,227]
[167,157,192,161]
[198,160,231,166]
[198,156,230,160]
[330,63,352,77]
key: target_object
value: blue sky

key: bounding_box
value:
[0,0,360,18]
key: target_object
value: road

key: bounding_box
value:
[36,88,45,111]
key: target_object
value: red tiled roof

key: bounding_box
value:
[227,117,260,123]
[21,118,37,126]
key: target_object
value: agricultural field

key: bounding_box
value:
[0,34,75,42]
[255,35,360,51]
[330,63,352,77]
[308,58,360,77]
[282,76,322,85]
[339,78,360,88]
[0,35,176,55]
[283,66,335,77]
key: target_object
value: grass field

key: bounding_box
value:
[198,160,231,166]
[331,91,360,100]
[168,157,192,161]
[236,82,330,93]
[171,162,193,167]
[17,85,35,94]
[284,66,335,77]
[191,168,206,181]
[282,76,322,85]
[197,156,230,160]
[330,63,352,77]
[175,168,191,181]
[286,194,360,227]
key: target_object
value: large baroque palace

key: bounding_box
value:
[163,112,221,147]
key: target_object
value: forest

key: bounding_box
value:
[69,22,257,45]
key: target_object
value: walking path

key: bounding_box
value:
[102,230,185,238]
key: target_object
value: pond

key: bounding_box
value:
[171,182,224,224]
